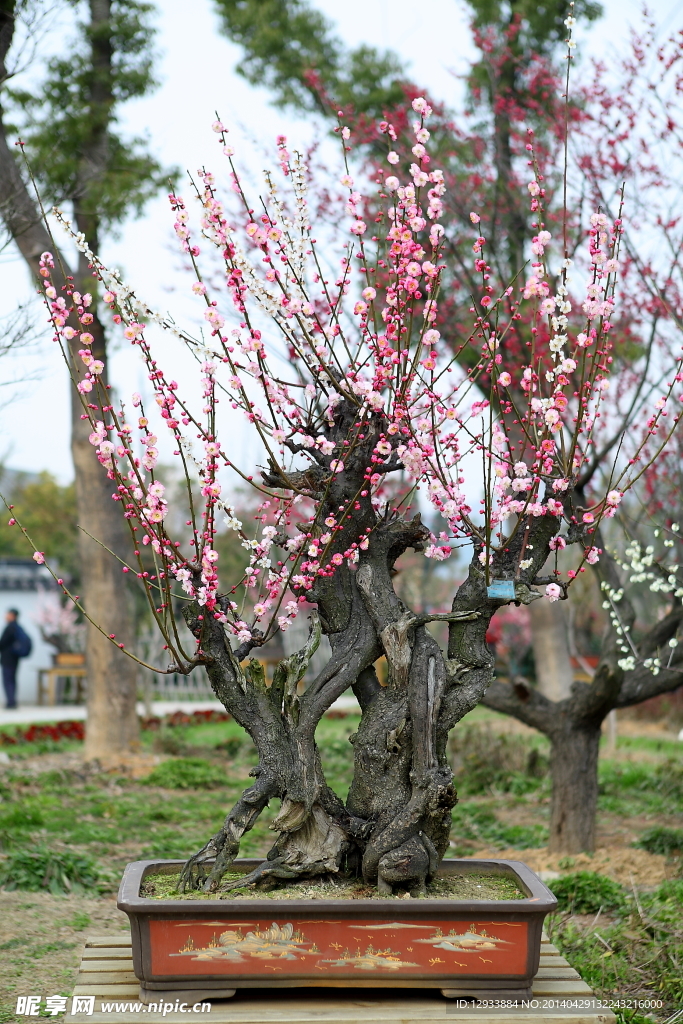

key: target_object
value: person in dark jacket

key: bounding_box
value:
[0,609,20,709]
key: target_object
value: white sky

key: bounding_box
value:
[0,0,680,484]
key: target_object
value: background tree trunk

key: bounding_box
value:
[483,563,683,854]
[0,1,139,760]
[70,355,139,762]
[529,599,574,701]
[547,720,601,853]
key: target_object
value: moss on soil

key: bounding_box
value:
[140,869,525,901]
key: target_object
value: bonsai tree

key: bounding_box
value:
[15,65,683,893]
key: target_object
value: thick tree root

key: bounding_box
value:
[221,856,338,891]
[221,803,349,891]
[179,774,277,892]
[376,834,439,896]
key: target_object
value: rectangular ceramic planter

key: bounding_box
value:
[118,858,556,1002]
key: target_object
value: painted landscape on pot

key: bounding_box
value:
[149,918,529,976]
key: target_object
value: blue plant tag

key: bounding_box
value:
[486,579,516,600]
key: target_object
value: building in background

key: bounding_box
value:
[0,557,60,705]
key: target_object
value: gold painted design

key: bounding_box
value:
[173,922,312,963]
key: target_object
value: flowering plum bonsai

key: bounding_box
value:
[21,78,683,894]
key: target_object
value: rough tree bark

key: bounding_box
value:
[178,394,562,894]
[0,0,138,761]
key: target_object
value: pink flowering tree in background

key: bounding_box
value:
[257,2,683,729]
[17,63,683,888]
[479,19,683,853]
[35,594,86,654]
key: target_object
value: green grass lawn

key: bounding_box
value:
[0,713,681,1021]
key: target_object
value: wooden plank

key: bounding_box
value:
[75,973,138,985]
[66,1007,616,1024]
[72,985,141,997]
[74,965,591,994]
[534,966,581,980]
[78,960,134,972]
[84,934,131,946]
[531,979,593,995]
[81,946,136,954]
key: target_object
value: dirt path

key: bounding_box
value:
[0,891,129,1022]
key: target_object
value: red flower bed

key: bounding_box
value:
[0,720,86,745]
[0,708,234,746]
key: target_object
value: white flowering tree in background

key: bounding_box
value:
[13,70,683,889]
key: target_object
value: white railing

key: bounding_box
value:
[139,665,215,703]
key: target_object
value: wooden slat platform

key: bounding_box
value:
[65,934,616,1024]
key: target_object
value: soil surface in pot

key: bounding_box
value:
[140,870,525,901]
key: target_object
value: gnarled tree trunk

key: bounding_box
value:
[178,395,562,894]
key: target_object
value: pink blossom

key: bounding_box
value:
[546,583,562,601]
[498,372,512,387]
[33,552,45,564]
[422,328,440,346]
[385,176,399,191]
[585,547,601,564]
[350,221,366,236]
[387,152,399,165]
